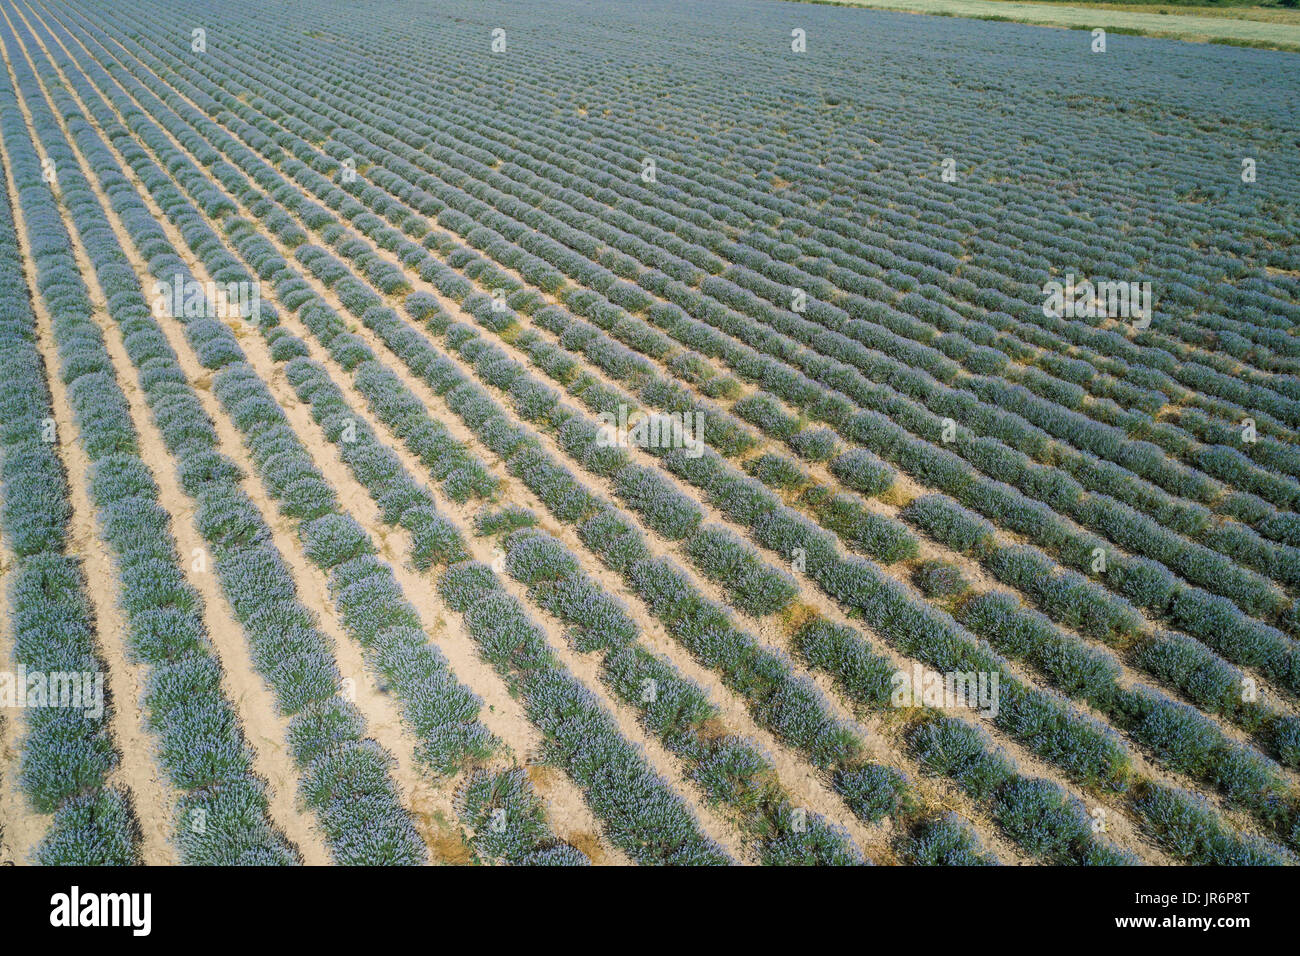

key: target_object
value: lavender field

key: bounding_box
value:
[0,0,1298,868]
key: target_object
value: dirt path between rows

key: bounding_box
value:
[62,32,1041,862]
[242,315,728,861]
[221,297,631,863]
[0,82,176,864]
[0,539,51,864]
[108,83,871,858]
[9,12,629,862]
[75,265,332,866]
[0,13,332,864]
[30,0,1227,863]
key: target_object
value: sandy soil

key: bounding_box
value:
[0,67,188,866]
[0,22,334,865]
[20,0,1291,864]
[27,25,756,861]
[22,29,634,861]
[225,295,630,863]
[0,541,51,864]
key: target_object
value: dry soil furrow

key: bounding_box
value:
[207,279,634,863]
[0,102,55,865]
[0,16,333,864]
[26,35,914,862]
[115,135,745,859]
[27,0,1216,868]
[0,57,184,867]
[238,331,745,861]
[7,23,631,861]
[0,538,51,864]
[26,114,470,866]
[95,54,1173,862]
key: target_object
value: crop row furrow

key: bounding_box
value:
[122,0,1300,447]
[0,95,139,865]
[73,3,1300,629]
[89,31,1170,868]
[76,13,1300,853]
[6,7,645,863]
[106,0,1300,502]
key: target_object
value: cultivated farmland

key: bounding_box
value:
[0,0,1297,867]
